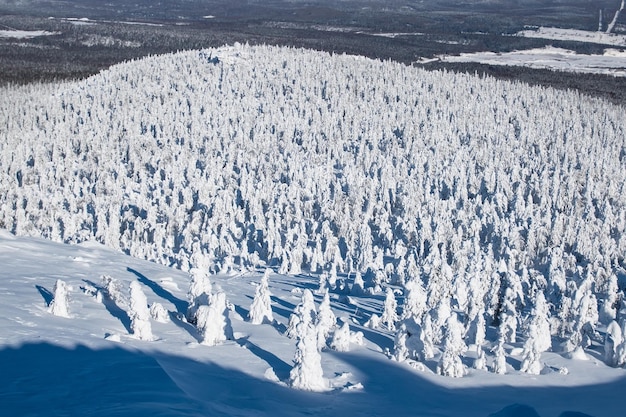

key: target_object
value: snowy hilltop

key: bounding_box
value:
[0,44,625,416]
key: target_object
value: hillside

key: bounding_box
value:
[1,44,626,416]
[1,231,625,417]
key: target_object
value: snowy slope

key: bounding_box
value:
[438,46,626,77]
[1,230,625,417]
[514,27,626,47]
[1,44,626,417]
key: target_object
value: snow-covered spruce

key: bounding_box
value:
[128,281,154,341]
[520,292,551,374]
[248,268,273,325]
[316,289,337,348]
[437,314,467,378]
[380,288,398,331]
[196,291,234,346]
[48,279,71,318]
[186,256,212,324]
[150,302,170,323]
[290,320,327,391]
[286,289,317,339]
[330,321,351,352]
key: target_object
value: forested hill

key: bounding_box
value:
[1,45,625,352]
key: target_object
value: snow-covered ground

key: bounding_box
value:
[0,29,59,39]
[438,46,626,77]
[1,231,624,417]
[514,27,626,47]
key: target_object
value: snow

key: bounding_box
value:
[2,231,626,416]
[1,43,625,416]
[514,27,626,47]
[0,30,59,39]
[438,46,626,77]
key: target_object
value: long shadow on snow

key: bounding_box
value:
[127,267,188,313]
[236,335,292,380]
[1,342,620,417]
[83,279,132,333]
[0,342,208,417]
[35,284,53,306]
[324,350,619,417]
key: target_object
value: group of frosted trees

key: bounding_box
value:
[3,44,626,378]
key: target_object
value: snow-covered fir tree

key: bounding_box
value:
[316,289,337,348]
[330,321,352,352]
[128,281,154,341]
[286,289,317,339]
[437,314,467,378]
[48,279,70,318]
[248,268,273,325]
[196,291,233,346]
[289,312,327,391]
[186,255,213,324]
[381,288,399,331]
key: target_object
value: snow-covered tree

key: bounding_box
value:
[290,316,327,391]
[48,279,70,318]
[491,338,508,375]
[128,281,154,341]
[197,291,233,346]
[401,278,428,325]
[437,314,467,378]
[330,321,351,352]
[316,289,336,348]
[150,302,170,323]
[249,269,274,325]
[499,288,518,344]
[286,289,317,339]
[520,291,551,372]
[473,345,487,371]
[186,257,213,324]
[381,288,399,331]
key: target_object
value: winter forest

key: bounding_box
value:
[1,43,626,386]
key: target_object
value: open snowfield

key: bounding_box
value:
[0,29,58,39]
[514,27,626,47]
[0,231,625,417]
[438,46,626,77]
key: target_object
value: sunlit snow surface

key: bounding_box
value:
[439,46,626,77]
[0,231,624,417]
[0,29,59,39]
[515,27,626,47]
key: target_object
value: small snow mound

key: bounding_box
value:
[149,302,170,323]
[104,333,122,342]
[407,360,427,372]
[567,346,589,361]
[341,382,364,391]
[264,367,280,382]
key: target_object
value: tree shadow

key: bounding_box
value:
[83,279,131,333]
[233,304,250,321]
[127,267,188,314]
[270,295,295,318]
[235,335,292,381]
[35,284,53,306]
[354,325,394,353]
[169,311,202,343]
